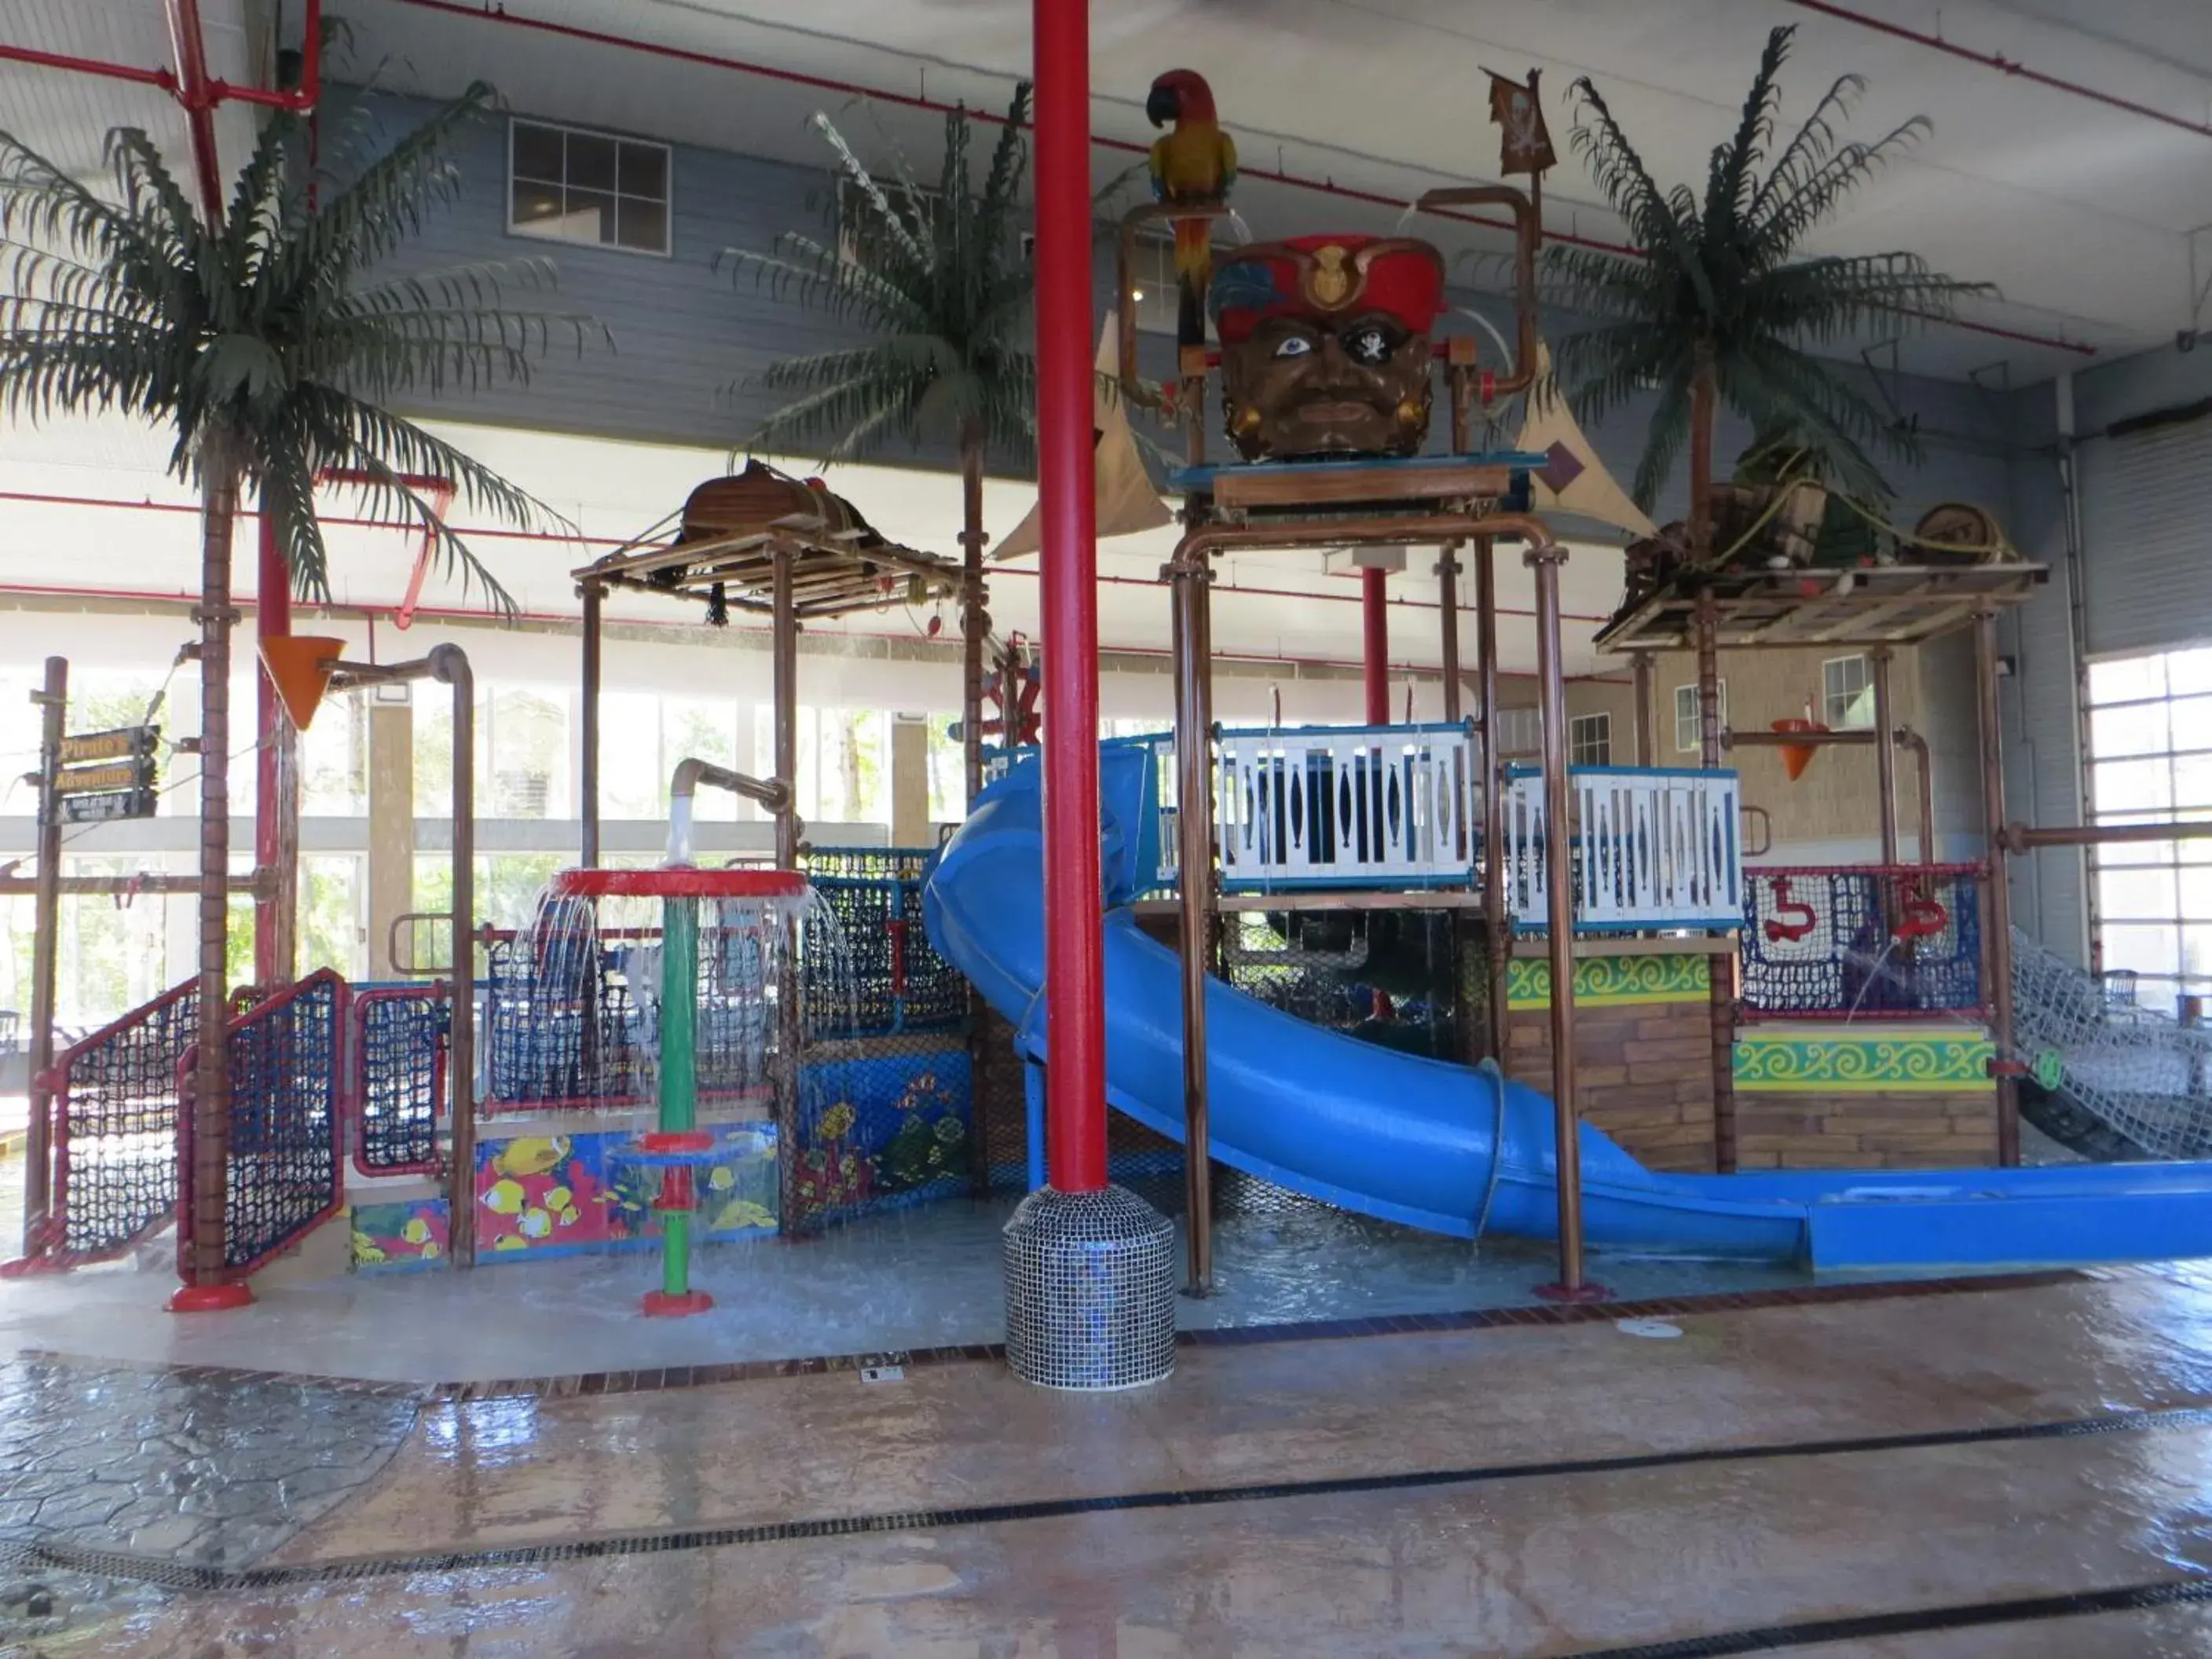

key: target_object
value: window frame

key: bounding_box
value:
[1822,653,1876,731]
[1569,712,1612,767]
[1673,681,1727,754]
[507,116,673,259]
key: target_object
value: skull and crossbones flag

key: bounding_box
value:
[1486,68,1555,176]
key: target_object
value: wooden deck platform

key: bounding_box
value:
[1595,561,2048,652]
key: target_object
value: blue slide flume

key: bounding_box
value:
[923,746,2212,1270]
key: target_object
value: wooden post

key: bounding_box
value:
[1172,558,1216,1295]
[1631,651,1656,767]
[1475,533,1509,1064]
[21,657,64,1255]
[433,646,477,1269]
[1437,545,1463,723]
[1871,646,1899,869]
[771,543,806,1229]
[1697,589,1736,1174]
[1529,543,1601,1302]
[1974,610,2021,1166]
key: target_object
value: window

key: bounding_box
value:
[1569,712,1612,767]
[1674,681,1727,753]
[1822,654,1876,731]
[2085,646,2212,1005]
[1492,706,1541,759]
[509,119,669,255]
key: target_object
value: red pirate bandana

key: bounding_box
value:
[1210,236,1445,346]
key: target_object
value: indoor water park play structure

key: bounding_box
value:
[12,59,2212,1378]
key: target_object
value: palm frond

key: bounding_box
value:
[0,88,595,608]
[1551,24,1981,511]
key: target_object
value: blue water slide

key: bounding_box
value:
[922,746,2212,1270]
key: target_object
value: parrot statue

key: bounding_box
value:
[1145,68,1236,351]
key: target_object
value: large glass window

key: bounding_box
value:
[1673,681,1727,753]
[2086,646,2212,1002]
[1822,654,1875,731]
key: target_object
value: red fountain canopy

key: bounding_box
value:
[551,868,809,899]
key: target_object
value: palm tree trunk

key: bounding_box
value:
[958,419,988,807]
[190,439,239,1288]
[1688,342,1716,561]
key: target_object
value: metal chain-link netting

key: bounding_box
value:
[352,987,448,1175]
[27,981,196,1267]
[2012,928,2212,1159]
[219,973,342,1272]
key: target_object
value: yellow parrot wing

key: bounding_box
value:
[1148,134,1170,201]
[1220,130,1237,195]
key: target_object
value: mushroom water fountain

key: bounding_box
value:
[551,761,806,1317]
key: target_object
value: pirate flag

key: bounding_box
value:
[1486,68,1555,177]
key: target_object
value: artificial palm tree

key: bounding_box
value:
[721,86,1037,806]
[0,85,594,1293]
[1544,24,1990,553]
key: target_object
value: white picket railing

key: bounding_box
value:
[1214,723,1479,891]
[1502,764,1743,933]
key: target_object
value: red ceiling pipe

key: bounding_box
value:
[1788,0,2212,143]
[1033,0,1107,1195]
[160,0,230,220]
[0,44,176,92]
[387,0,2093,359]
[1361,568,1390,725]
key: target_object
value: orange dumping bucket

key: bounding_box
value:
[1771,716,1828,782]
[259,635,347,731]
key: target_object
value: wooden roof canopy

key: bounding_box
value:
[574,463,960,622]
[1595,560,2049,652]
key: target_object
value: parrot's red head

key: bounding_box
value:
[1146,68,1218,127]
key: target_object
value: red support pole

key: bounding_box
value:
[1033,0,1106,1194]
[1361,568,1390,725]
[160,0,229,222]
[253,513,294,987]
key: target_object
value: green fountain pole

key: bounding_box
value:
[643,894,712,1317]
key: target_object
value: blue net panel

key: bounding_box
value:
[353,988,447,1174]
[1741,866,1985,1020]
[800,847,964,1037]
[222,972,343,1272]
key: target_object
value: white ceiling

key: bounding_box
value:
[324,0,2212,379]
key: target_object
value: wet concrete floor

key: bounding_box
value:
[16,1266,2212,1654]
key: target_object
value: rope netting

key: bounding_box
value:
[14,980,196,1269]
[800,848,965,1037]
[199,971,346,1274]
[2012,929,2212,1159]
[352,987,448,1175]
[1740,866,1984,1020]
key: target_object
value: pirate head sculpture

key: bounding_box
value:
[1210,235,1445,462]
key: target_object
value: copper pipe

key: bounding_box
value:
[1528,544,1592,1298]
[1437,546,1463,723]
[21,657,64,1254]
[578,583,601,867]
[1870,649,1901,875]
[1899,727,1936,865]
[771,543,804,1229]
[1413,186,1540,397]
[1972,610,2020,1166]
[1476,534,1508,1065]
[1631,651,1655,767]
[330,647,478,1263]
[669,757,792,816]
[1172,563,1217,1295]
[431,645,476,1268]
[2003,819,2212,851]
[1697,589,1735,1174]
